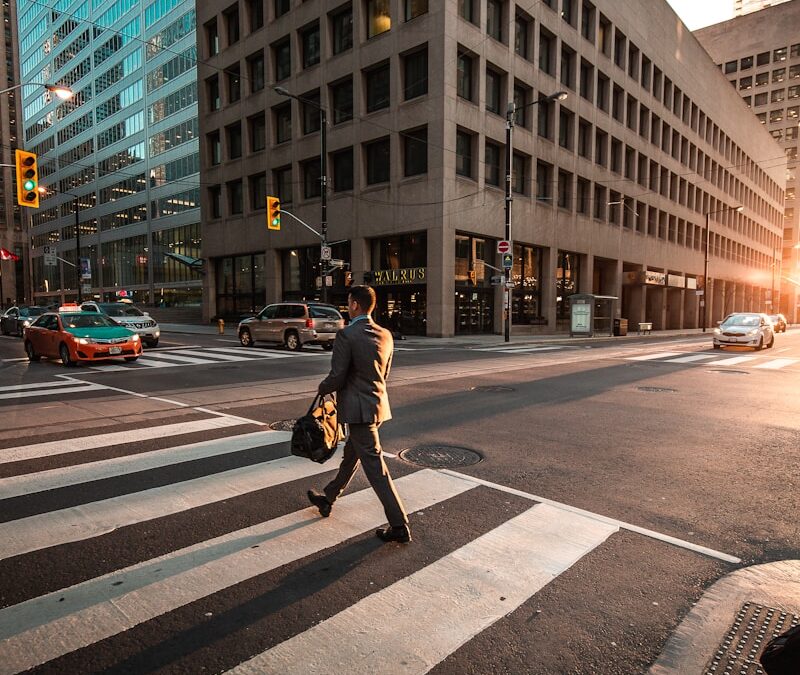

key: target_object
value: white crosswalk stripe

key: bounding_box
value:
[625,351,799,370]
[0,416,731,673]
[474,345,569,354]
[0,379,107,401]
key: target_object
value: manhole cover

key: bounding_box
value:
[709,369,749,375]
[704,602,799,674]
[470,385,515,393]
[398,445,483,468]
[269,419,296,431]
[637,386,677,393]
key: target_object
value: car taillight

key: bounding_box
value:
[305,318,313,329]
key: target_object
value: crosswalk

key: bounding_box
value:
[0,413,736,673]
[625,350,800,370]
[473,345,572,354]
[0,378,107,401]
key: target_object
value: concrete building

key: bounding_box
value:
[17,0,202,310]
[198,0,785,337]
[0,0,24,308]
[695,0,800,322]
[734,0,791,17]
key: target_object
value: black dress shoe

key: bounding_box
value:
[376,525,412,543]
[307,490,332,517]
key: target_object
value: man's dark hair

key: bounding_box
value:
[349,285,376,313]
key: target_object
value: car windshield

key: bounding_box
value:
[26,307,46,317]
[768,315,781,322]
[99,304,144,317]
[63,314,118,329]
[309,306,342,319]
[721,315,760,327]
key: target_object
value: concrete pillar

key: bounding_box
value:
[645,285,666,330]
[711,279,726,325]
[684,287,699,328]
[580,254,594,293]
[265,248,281,304]
[667,288,683,328]
[427,224,453,337]
[203,261,216,322]
[350,237,369,280]
[543,246,559,330]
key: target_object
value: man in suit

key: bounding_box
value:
[307,285,411,543]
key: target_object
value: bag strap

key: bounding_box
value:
[306,393,336,416]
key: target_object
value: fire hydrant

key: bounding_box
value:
[218,318,225,334]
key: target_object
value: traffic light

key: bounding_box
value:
[267,196,281,230]
[15,149,39,208]
[468,269,476,285]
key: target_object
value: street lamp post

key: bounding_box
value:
[0,82,73,100]
[274,87,329,303]
[504,91,568,342]
[703,205,743,332]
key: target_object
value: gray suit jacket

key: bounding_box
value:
[318,316,393,424]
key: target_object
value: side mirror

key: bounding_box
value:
[716,321,722,326]
[143,311,150,316]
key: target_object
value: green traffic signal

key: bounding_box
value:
[23,180,35,191]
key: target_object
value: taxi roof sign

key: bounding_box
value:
[58,303,81,312]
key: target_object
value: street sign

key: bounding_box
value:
[490,275,504,286]
[81,284,91,294]
[696,290,704,296]
[505,281,516,289]
[79,257,91,280]
[497,240,511,255]
[43,245,57,267]
[502,253,513,269]
[320,245,332,261]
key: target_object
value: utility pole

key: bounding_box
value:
[504,102,514,343]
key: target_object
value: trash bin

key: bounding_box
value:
[613,318,628,336]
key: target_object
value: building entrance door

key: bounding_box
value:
[455,287,494,334]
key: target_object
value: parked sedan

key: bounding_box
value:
[768,313,787,333]
[0,306,46,337]
[24,311,142,366]
[713,313,775,350]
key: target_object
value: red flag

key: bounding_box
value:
[0,248,20,261]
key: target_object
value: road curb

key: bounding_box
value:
[649,560,800,674]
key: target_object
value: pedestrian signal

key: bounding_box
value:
[267,196,281,230]
[15,150,39,208]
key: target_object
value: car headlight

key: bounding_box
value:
[131,334,140,342]
[713,328,721,335]
[22,320,31,327]
[154,329,160,337]
[78,337,96,345]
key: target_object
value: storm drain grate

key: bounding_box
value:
[470,385,515,393]
[704,602,799,675]
[636,386,677,393]
[269,420,296,432]
[398,445,483,468]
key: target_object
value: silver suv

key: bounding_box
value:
[81,302,161,347]
[238,302,344,351]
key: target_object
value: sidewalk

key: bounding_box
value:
[160,321,709,347]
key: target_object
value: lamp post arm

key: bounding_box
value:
[280,209,323,239]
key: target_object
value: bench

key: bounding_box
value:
[637,322,653,335]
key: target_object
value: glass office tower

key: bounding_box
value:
[18,0,201,308]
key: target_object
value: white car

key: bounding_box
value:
[80,302,161,347]
[713,313,775,350]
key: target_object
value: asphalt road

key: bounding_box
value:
[0,327,798,674]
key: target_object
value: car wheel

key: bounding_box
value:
[322,342,334,351]
[755,337,764,351]
[125,356,139,362]
[713,343,721,350]
[767,335,775,349]
[284,331,302,351]
[239,328,253,347]
[16,325,23,337]
[25,341,40,362]
[145,338,159,348]
[60,343,76,367]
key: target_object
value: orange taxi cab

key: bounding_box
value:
[23,309,142,367]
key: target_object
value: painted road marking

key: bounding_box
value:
[705,356,759,366]
[663,354,719,363]
[627,352,683,361]
[0,380,106,401]
[753,358,798,370]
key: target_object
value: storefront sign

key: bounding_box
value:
[686,277,697,290]
[667,274,684,288]
[625,271,667,286]
[370,267,427,286]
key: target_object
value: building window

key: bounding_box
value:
[333,147,354,191]
[457,51,474,101]
[596,71,609,111]
[515,14,530,59]
[593,184,606,219]
[485,141,501,186]
[365,137,390,184]
[365,62,390,112]
[511,243,544,325]
[248,0,264,31]
[303,157,322,198]
[486,0,503,41]
[208,75,220,110]
[404,47,428,100]
[227,123,242,159]
[228,180,243,214]
[539,28,554,75]
[537,99,553,140]
[250,173,267,210]
[225,5,240,46]
[536,160,552,202]
[456,130,473,178]
[740,55,752,70]
[773,68,786,83]
[274,0,289,18]
[580,59,593,100]
[273,165,292,204]
[774,47,787,62]
[227,64,241,102]
[485,68,503,115]
[405,0,427,20]
[557,170,572,209]
[563,0,576,25]
[792,43,800,57]
[331,7,353,54]
[757,51,770,66]
[558,108,574,149]
[403,126,427,176]
[756,72,769,86]
[301,22,321,69]
[247,51,265,92]
[209,186,221,218]
[459,0,475,23]
[772,89,785,103]
[206,20,219,56]
[513,84,530,128]
[512,152,528,194]
[274,102,291,143]
[576,177,589,214]
[208,131,221,165]
[367,0,391,38]
[724,60,737,75]
[274,38,291,81]
[249,114,266,152]
[302,90,322,134]
[577,118,591,157]
[581,1,595,42]
[331,77,354,124]
[561,45,575,89]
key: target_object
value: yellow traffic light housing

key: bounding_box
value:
[267,196,281,230]
[15,149,39,208]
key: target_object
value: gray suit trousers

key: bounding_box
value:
[323,422,408,528]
